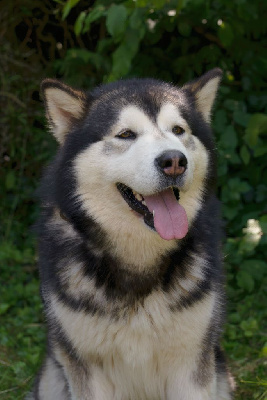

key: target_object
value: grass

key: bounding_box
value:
[0,240,45,399]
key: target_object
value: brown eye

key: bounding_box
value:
[116,130,136,139]
[172,126,185,135]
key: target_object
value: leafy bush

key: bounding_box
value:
[1,0,266,398]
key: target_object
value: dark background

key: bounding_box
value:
[0,0,266,398]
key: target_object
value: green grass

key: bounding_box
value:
[223,289,267,399]
[0,240,45,399]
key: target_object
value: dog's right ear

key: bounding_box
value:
[183,68,222,123]
[41,79,86,144]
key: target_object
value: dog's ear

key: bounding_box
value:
[184,68,222,123]
[41,79,86,144]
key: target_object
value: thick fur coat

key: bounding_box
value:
[28,69,232,400]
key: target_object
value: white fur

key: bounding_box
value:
[157,103,191,135]
[38,357,70,400]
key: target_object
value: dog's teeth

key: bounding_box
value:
[142,200,147,206]
[135,193,142,201]
[153,210,155,217]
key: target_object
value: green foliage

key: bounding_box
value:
[62,0,81,20]
[0,242,45,399]
[1,0,266,398]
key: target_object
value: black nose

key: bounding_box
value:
[155,150,187,178]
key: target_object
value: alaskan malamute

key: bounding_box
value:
[29,69,232,399]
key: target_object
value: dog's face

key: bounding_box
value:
[42,70,221,245]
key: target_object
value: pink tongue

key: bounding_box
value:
[144,188,188,240]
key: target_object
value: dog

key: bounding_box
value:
[28,68,233,399]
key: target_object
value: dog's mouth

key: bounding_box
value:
[116,183,188,241]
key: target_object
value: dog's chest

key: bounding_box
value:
[51,289,214,364]
[50,290,215,398]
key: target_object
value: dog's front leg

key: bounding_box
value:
[64,364,92,400]
[167,385,216,400]
[166,370,217,400]
[68,365,114,400]
[58,352,114,400]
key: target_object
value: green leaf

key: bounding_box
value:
[245,113,267,147]
[240,319,258,337]
[219,125,238,150]
[223,205,240,220]
[222,178,251,203]
[214,109,227,134]
[136,0,150,6]
[106,4,127,38]
[241,260,266,282]
[109,28,141,80]
[218,22,234,47]
[254,143,267,157]
[259,215,267,234]
[237,270,254,292]
[82,6,106,34]
[229,312,241,324]
[178,21,191,37]
[0,303,10,315]
[260,343,267,357]
[74,11,86,36]
[256,185,267,202]
[242,76,251,91]
[129,8,145,31]
[223,99,238,111]
[62,0,81,20]
[233,111,250,127]
[240,145,250,165]
[152,0,168,8]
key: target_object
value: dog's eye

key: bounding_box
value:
[116,130,136,139]
[172,126,185,135]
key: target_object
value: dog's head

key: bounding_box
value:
[41,70,222,244]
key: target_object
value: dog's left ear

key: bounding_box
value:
[184,68,223,122]
[41,79,86,144]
